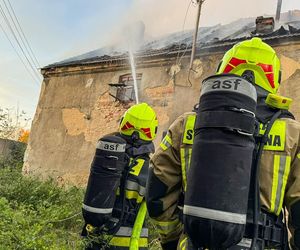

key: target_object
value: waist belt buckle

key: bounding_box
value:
[123,207,138,226]
[270,227,282,245]
[261,223,282,247]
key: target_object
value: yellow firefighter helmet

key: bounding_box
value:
[120,103,158,141]
[216,37,281,94]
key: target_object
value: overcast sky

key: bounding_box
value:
[0,0,300,125]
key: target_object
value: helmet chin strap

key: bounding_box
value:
[131,131,140,142]
[242,70,255,85]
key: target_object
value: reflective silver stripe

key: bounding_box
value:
[82,204,113,214]
[96,140,126,152]
[274,155,286,213]
[187,148,192,170]
[201,75,257,101]
[181,148,192,191]
[183,205,246,224]
[162,137,172,148]
[115,226,148,237]
[140,228,148,237]
[183,148,190,172]
[237,238,252,248]
[154,219,180,234]
[126,180,145,196]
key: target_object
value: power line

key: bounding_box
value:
[6,0,40,68]
[3,0,39,70]
[0,21,40,85]
[0,2,40,81]
[0,2,41,82]
[0,1,41,81]
[175,0,193,66]
[189,0,205,70]
[187,0,205,87]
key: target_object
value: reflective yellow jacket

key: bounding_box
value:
[146,112,300,249]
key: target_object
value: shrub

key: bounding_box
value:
[0,142,26,169]
[0,167,86,249]
[0,149,161,249]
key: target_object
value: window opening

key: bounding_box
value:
[109,73,142,103]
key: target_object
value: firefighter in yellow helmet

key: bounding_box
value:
[82,103,158,249]
[146,38,300,250]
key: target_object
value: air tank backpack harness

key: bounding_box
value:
[82,134,151,249]
[183,74,258,249]
[82,135,128,235]
[182,74,291,250]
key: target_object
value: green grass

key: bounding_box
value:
[0,164,162,249]
[0,166,86,249]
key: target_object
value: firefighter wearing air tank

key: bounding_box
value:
[145,38,300,250]
[82,103,158,250]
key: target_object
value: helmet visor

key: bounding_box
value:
[120,121,154,140]
[222,57,276,90]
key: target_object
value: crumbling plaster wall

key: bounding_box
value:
[24,43,300,185]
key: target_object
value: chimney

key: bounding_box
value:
[276,0,282,22]
[255,16,275,34]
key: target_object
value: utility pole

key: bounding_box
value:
[189,0,205,71]
[275,0,282,22]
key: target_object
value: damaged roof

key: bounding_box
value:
[44,10,300,69]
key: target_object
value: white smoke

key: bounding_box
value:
[123,0,280,38]
[61,0,300,63]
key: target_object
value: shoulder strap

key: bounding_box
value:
[107,155,135,235]
[279,110,295,120]
[250,110,282,249]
